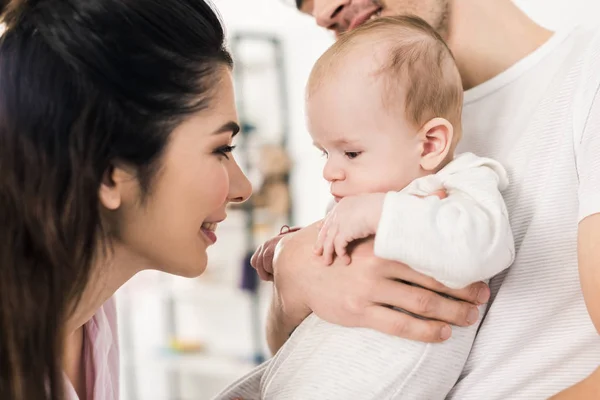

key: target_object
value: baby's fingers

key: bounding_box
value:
[314,218,331,255]
[334,235,351,265]
[321,225,338,265]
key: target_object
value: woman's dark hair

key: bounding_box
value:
[0,0,232,398]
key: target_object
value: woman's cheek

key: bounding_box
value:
[212,162,230,205]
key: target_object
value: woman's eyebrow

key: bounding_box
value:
[213,121,241,137]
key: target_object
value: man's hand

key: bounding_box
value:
[251,226,302,281]
[267,221,489,353]
[250,234,284,282]
[315,193,385,265]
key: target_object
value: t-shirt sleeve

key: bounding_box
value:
[576,32,600,222]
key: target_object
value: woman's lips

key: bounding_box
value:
[201,228,217,244]
[200,221,220,244]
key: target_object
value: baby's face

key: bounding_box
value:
[307,62,425,202]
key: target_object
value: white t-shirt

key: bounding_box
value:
[215,24,600,400]
[449,25,600,399]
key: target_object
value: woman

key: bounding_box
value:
[0,0,251,399]
[0,1,487,399]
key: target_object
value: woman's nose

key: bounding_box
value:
[228,159,252,204]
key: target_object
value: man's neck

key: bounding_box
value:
[446,0,554,90]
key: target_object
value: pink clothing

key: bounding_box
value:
[65,296,120,400]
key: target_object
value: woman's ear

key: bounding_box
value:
[418,117,454,171]
[98,163,136,210]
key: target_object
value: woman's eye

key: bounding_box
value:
[345,151,361,159]
[214,145,236,160]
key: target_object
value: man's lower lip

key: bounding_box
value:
[349,8,381,30]
[201,228,217,244]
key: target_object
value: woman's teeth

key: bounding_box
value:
[201,222,217,231]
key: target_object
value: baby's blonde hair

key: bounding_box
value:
[308,15,464,152]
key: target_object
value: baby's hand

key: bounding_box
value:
[314,193,385,265]
[415,189,448,200]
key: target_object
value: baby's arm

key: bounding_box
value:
[374,153,515,289]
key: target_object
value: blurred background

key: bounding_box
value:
[115,0,600,399]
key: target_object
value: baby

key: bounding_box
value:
[216,15,515,400]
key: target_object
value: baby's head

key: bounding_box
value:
[306,16,463,200]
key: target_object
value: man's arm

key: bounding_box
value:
[550,215,600,399]
[549,365,600,399]
[264,221,489,354]
[265,282,309,355]
[578,214,600,335]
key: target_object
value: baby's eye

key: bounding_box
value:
[345,151,361,159]
[320,149,329,158]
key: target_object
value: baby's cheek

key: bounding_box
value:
[366,179,404,194]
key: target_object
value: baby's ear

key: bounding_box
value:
[418,117,453,171]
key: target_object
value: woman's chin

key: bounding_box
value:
[160,255,208,278]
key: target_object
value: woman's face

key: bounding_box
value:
[104,68,252,277]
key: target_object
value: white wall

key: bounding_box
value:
[515,0,600,29]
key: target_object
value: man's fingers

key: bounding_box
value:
[251,249,271,281]
[361,305,452,342]
[256,263,273,281]
[372,279,480,327]
[257,269,273,281]
[250,247,261,270]
[380,262,490,305]
[251,236,283,280]
[446,282,490,305]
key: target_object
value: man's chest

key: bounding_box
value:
[448,43,600,399]
[458,56,584,275]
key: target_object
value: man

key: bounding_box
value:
[253,0,600,398]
